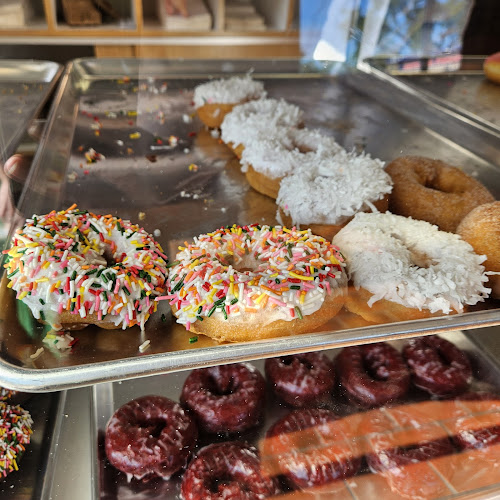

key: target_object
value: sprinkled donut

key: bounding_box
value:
[457,201,500,299]
[193,75,266,129]
[277,149,392,240]
[0,402,33,479]
[386,156,494,233]
[332,212,491,324]
[180,363,266,434]
[241,127,344,199]
[3,205,169,331]
[105,395,198,481]
[162,224,347,342]
[220,98,304,158]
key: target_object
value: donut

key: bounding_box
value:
[180,363,266,434]
[241,127,343,199]
[220,98,304,158]
[332,212,490,324]
[193,75,266,129]
[403,335,472,397]
[484,52,500,85]
[162,224,347,342]
[262,408,362,489]
[277,149,392,240]
[385,156,494,233]
[457,201,500,299]
[3,205,169,331]
[104,395,198,480]
[452,413,500,451]
[336,342,410,407]
[265,352,335,407]
[0,402,33,478]
[180,441,281,500]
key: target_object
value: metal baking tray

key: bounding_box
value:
[0,60,62,163]
[1,57,500,393]
[92,330,500,500]
[0,391,65,500]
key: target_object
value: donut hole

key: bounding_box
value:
[363,358,391,381]
[207,375,237,396]
[280,355,314,371]
[209,477,241,494]
[137,418,166,438]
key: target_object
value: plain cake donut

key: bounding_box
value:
[385,155,494,233]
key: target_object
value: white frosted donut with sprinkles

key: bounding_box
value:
[160,224,348,342]
[193,75,266,129]
[0,402,33,478]
[3,205,169,331]
[220,98,304,158]
[332,212,491,324]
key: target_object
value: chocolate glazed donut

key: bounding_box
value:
[180,363,266,434]
[265,352,335,407]
[336,342,411,407]
[403,336,472,397]
[104,395,198,480]
[180,441,281,500]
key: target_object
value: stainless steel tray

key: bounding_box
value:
[1,57,500,393]
[0,60,62,162]
[92,330,500,500]
[0,391,65,500]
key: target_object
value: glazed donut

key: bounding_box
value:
[180,363,266,434]
[105,395,198,480]
[265,352,335,407]
[162,224,347,342]
[241,127,343,199]
[3,205,168,331]
[220,98,304,158]
[402,335,472,397]
[277,149,392,240]
[484,52,500,85]
[452,413,500,451]
[262,408,362,489]
[193,75,266,129]
[0,402,33,479]
[457,201,500,299]
[180,441,281,500]
[336,342,410,407]
[385,156,494,233]
[332,212,490,324]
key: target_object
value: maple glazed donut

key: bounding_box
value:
[181,441,281,500]
[457,201,500,299]
[3,205,168,331]
[162,224,347,342]
[241,127,344,199]
[180,363,266,434]
[193,75,266,129]
[220,97,304,158]
[0,402,33,479]
[336,342,410,407]
[385,155,494,233]
[403,335,472,397]
[332,212,491,324]
[277,149,392,240]
[105,395,198,480]
[265,352,336,407]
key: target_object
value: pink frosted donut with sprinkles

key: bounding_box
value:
[161,224,347,342]
[3,205,168,331]
[193,75,266,129]
[0,402,33,479]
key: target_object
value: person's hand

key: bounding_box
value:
[165,0,188,17]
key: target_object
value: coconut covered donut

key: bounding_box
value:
[332,212,491,324]
[3,205,169,331]
[457,201,500,299]
[220,98,304,158]
[241,127,344,199]
[277,150,392,241]
[193,75,266,129]
[162,224,347,342]
[386,156,494,233]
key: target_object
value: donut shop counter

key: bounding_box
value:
[1,57,500,499]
